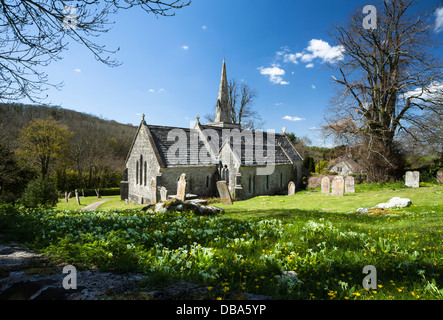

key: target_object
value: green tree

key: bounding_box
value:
[19,178,59,208]
[17,118,72,179]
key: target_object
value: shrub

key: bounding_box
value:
[19,178,59,208]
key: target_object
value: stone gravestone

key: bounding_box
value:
[437,171,443,184]
[160,187,168,202]
[321,177,330,194]
[345,176,355,193]
[75,189,81,205]
[217,180,233,205]
[405,171,420,188]
[176,174,187,201]
[288,181,296,195]
[331,176,344,196]
[150,178,157,204]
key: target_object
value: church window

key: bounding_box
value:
[136,161,139,185]
[140,155,143,185]
[266,175,269,190]
[144,162,147,186]
[280,172,283,187]
[206,176,210,188]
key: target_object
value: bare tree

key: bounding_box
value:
[322,0,442,181]
[205,79,262,129]
[0,0,191,102]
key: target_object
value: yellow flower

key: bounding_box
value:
[353,292,361,297]
[216,297,222,300]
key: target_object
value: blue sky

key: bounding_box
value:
[25,0,443,147]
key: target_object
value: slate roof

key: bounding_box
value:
[140,123,302,168]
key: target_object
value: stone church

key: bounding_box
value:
[121,60,304,204]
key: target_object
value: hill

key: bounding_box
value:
[0,102,137,199]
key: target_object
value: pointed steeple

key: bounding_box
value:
[205,58,240,129]
[215,59,232,123]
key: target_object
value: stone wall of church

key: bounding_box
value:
[236,164,298,199]
[127,125,161,204]
[160,166,219,198]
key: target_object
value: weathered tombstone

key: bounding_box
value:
[405,171,420,188]
[160,186,168,202]
[75,189,81,205]
[150,178,157,204]
[176,174,187,201]
[288,181,296,195]
[65,191,69,203]
[331,176,344,196]
[345,176,355,193]
[217,180,233,205]
[321,177,330,194]
[437,171,443,184]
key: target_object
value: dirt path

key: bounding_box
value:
[80,198,112,211]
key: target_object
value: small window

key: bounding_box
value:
[136,161,139,185]
[280,172,283,187]
[266,175,269,190]
[206,176,210,188]
[144,162,147,186]
[249,176,252,193]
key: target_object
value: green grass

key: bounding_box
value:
[56,195,146,211]
[1,183,442,300]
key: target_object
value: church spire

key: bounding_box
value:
[215,58,232,123]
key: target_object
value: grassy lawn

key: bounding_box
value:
[1,183,442,300]
[56,195,146,211]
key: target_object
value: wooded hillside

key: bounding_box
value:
[0,103,137,201]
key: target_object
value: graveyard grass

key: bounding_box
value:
[0,183,442,300]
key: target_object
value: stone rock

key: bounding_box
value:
[437,171,443,184]
[143,198,224,216]
[375,197,412,209]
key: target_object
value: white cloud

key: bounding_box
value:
[148,89,155,93]
[403,82,443,101]
[303,39,344,63]
[275,102,283,106]
[311,85,316,89]
[435,7,443,32]
[181,45,189,50]
[278,39,345,67]
[73,68,81,72]
[258,65,289,85]
[283,115,305,121]
[202,25,207,30]
[158,88,166,93]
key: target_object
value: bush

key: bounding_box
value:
[19,178,59,208]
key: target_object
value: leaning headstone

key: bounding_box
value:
[405,171,420,188]
[288,181,296,195]
[437,171,443,184]
[321,177,330,194]
[217,180,233,205]
[345,176,355,193]
[75,189,81,205]
[331,176,344,196]
[160,186,168,202]
[176,174,187,201]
